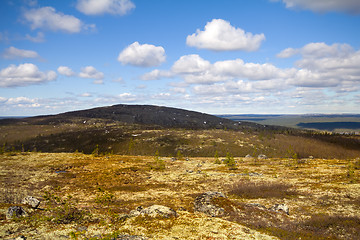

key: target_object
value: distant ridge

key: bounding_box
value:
[0,104,262,130]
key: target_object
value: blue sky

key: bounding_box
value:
[1,0,360,116]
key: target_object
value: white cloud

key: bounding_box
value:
[93,79,104,84]
[186,19,265,51]
[0,97,42,110]
[288,69,340,87]
[23,7,92,33]
[278,42,354,59]
[213,59,293,80]
[172,54,211,74]
[112,77,124,83]
[25,32,45,42]
[6,97,38,106]
[282,43,360,87]
[164,54,294,84]
[79,66,104,80]
[118,42,166,67]
[277,48,299,58]
[140,69,173,80]
[80,92,92,97]
[141,42,360,101]
[0,63,56,87]
[170,87,187,94]
[193,80,254,95]
[76,0,135,15]
[57,66,76,77]
[171,54,225,84]
[2,46,40,59]
[152,92,172,100]
[117,92,137,101]
[275,0,360,14]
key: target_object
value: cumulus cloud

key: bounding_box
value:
[23,7,94,33]
[118,42,166,67]
[170,54,226,84]
[186,19,265,51]
[80,92,92,97]
[117,93,137,101]
[276,47,300,58]
[172,54,211,74]
[279,42,360,87]
[76,0,135,15]
[213,59,294,80]
[2,46,40,59]
[57,66,76,77]
[5,97,40,107]
[274,0,360,14]
[0,63,56,87]
[140,69,173,81]
[25,32,45,42]
[162,54,293,84]
[278,42,354,59]
[193,80,254,95]
[142,42,360,95]
[79,66,104,81]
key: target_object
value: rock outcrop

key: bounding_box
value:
[270,204,289,215]
[258,154,268,160]
[130,205,177,218]
[114,234,148,240]
[194,191,226,217]
[6,206,27,219]
[21,196,40,209]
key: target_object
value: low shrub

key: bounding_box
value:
[301,214,360,239]
[228,181,298,199]
[43,191,88,224]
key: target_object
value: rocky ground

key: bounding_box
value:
[0,152,359,239]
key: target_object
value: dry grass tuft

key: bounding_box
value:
[301,214,360,239]
[228,181,298,199]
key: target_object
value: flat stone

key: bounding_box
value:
[130,205,177,218]
[21,196,40,208]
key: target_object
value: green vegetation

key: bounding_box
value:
[150,150,165,170]
[92,144,99,157]
[95,188,115,206]
[43,191,88,224]
[224,152,237,170]
[176,150,184,160]
[214,150,221,164]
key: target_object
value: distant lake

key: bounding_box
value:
[297,122,360,131]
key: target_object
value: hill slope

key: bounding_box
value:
[1,104,261,130]
[1,104,360,158]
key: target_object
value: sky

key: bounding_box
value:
[1,0,360,116]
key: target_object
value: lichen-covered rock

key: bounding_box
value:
[6,206,27,219]
[22,196,40,208]
[114,234,148,240]
[130,205,177,218]
[258,154,268,160]
[15,236,27,240]
[194,191,226,217]
[270,204,289,215]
